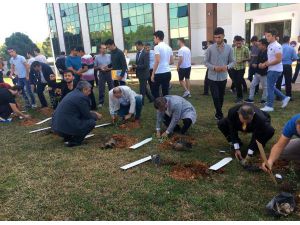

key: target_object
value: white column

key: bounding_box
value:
[190,3,206,58]
[153,3,169,45]
[110,3,124,50]
[78,3,92,53]
[217,3,233,45]
[53,3,66,52]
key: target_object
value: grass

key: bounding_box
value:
[0,81,300,220]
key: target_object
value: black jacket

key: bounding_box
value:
[135,49,150,79]
[55,55,67,74]
[52,89,96,136]
[109,48,127,77]
[255,49,268,76]
[30,62,54,85]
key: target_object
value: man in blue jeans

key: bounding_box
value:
[8,47,36,109]
[260,29,290,112]
[108,86,143,124]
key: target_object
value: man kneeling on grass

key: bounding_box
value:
[262,114,300,172]
[52,81,102,147]
[109,86,143,124]
[0,85,31,122]
[218,104,275,165]
[154,95,197,138]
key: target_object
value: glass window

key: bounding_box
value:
[86,3,113,52]
[121,3,154,52]
[168,3,190,49]
[46,3,60,56]
[245,3,293,11]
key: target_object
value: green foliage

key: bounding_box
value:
[4,32,37,58]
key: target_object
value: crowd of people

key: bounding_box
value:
[0,27,300,174]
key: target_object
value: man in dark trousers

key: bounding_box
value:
[55,51,66,78]
[105,39,127,86]
[204,27,235,120]
[133,40,154,104]
[30,61,55,107]
[52,81,102,147]
[218,104,275,164]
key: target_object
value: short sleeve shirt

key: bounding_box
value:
[0,88,16,106]
[282,114,300,138]
[9,55,27,78]
[267,41,283,72]
[94,54,111,67]
[178,46,191,68]
[154,42,173,74]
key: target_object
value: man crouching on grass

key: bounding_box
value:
[109,86,143,124]
[52,81,102,147]
[262,114,300,172]
[154,95,197,138]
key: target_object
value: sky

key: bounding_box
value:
[0,2,49,44]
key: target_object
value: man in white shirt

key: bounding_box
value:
[260,29,291,112]
[34,48,47,64]
[177,38,192,98]
[26,51,36,66]
[151,30,174,99]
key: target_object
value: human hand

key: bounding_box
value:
[161,132,168,138]
[151,74,155,82]
[235,150,243,161]
[112,115,118,123]
[124,114,132,120]
[24,114,31,120]
[156,131,161,138]
[26,76,29,81]
[261,160,273,173]
[252,64,257,68]
[94,112,102,120]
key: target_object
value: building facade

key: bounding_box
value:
[46,3,300,64]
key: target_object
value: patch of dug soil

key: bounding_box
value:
[159,134,197,150]
[19,118,40,126]
[119,121,140,130]
[170,161,210,180]
[109,134,138,149]
[37,107,54,117]
[272,159,290,171]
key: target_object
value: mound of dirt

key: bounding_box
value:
[37,107,54,117]
[119,121,140,130]
[170,161,210,180]
[159,134,197,150]
[19,118,40,126]
[273,160,290,170]
[107,134,138,149]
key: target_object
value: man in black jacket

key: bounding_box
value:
[133,40,154,104]
[218,104,275,162]
[52,81,102,147]
[105,39,127,86]
[30,61,55,107]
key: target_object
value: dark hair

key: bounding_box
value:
[238,105,254,120]
[26,51,34,56]
[224,39,227,44]
[63,70,74,75]
[105,39,115,45]
[145,43,151,47]
[34,48,41,53]
[31,61,41,68]
[259,38,268,47]
[9,85,22,92]
[214,27,224,35]
[178,38,185,44]
[283,35,290,43]
[76,46,84,52]
[234,35,243,42]
[208,40,214,45]
[154,97,167,110]
[60,51,66,55]
[250,36,258,42]
[266,28,278,37]
[70,46,77,51]
[135,40,143,46]
[7,47,16,52]
[153,30,164,41]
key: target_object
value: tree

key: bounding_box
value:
[38,37,53,58]
[5,32,37,57]
[0,44,9,61]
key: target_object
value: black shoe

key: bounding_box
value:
[244,98,254,103]
[214,114,223,121]
[202,93,209,96]
[65,141,81,147]
[260,100,266,104]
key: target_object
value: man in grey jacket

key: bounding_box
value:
[154,95,197,137]
[205,27,235,120]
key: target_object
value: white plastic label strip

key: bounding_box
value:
[129,137,153,149]
[95,123,111,128]
[36,117,52,125]
[29,127,51,134]
[209,157,233,171]
[120,155,152,170]
[84,134,95,139]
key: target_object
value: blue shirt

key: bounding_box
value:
[149,50,155,69]
[282,114,300,138]
[66,55,82,76]
[9,55,27,78]
[282,43,298,65]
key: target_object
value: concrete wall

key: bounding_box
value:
[153,3,169,45]
[217,3,233,45]
[53,3,66,52]
[78,4,91,54]
[111,3,124,50]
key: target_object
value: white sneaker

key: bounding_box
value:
[31,104,37,108]
[182,91,190,98]
[281,96,291,108]
[188,94,192,98]
[98,104,103,108]
[260,106,274,112]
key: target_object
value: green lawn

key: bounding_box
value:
[0,82,299,220]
